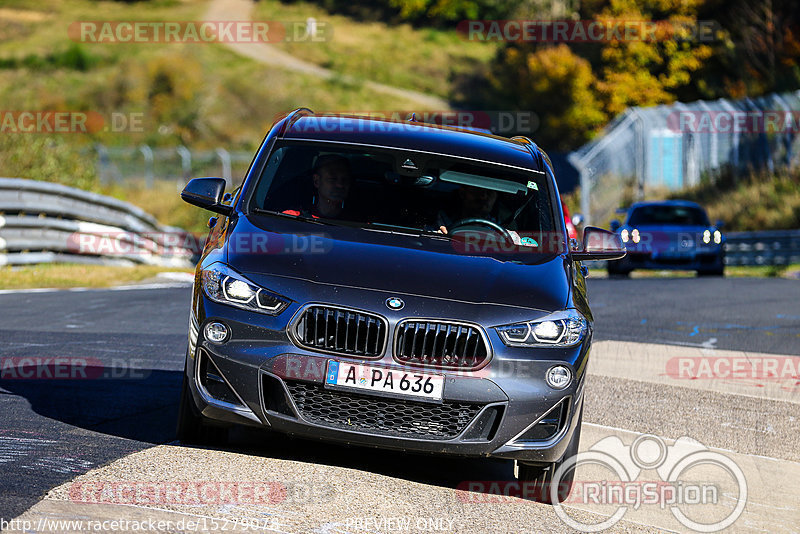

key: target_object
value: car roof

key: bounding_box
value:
[628,200,705,211]
[278,113,545,174]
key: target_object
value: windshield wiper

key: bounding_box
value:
[362,222,451,239]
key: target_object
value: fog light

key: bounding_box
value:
[204,322,229,344]
[546,365,572,389]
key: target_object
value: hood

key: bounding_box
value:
[225,214,571,311]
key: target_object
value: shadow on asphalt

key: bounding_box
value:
[2,363,515,516]
[1,367,182,444]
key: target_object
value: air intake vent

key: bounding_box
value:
[395,320,490,370]
[285,381,483,440]
[197,349,241,406]
[512,399,569,444]
[294,306,387,358]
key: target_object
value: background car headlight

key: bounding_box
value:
[201,263,289,315]
[496,309,588,347]
[713,230,722,244]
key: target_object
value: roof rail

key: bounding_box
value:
[511,135,546,171]
[510,135,534,145]
[277,107,314,137]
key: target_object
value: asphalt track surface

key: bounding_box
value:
[0,277,798,530]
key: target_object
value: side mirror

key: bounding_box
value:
[609,219,621,232]
[181,177,232,215]
[715,219,724,229]
[571,226,626,261]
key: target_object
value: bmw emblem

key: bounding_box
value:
[385,297,404,310]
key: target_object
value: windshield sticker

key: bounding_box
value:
[527,181,538,191]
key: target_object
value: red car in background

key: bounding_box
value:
[562,200,578,241]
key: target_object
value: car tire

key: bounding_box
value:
[607,268,631,278]
[176,354,229,446]
[516,404,583,504]
[697,267,724,277]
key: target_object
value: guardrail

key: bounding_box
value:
[724,230,800,266]
[0,178,197,267]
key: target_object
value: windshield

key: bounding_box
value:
[628,205,710,227]
[248,141,563,256]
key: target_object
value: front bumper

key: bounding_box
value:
[186,294,589,465]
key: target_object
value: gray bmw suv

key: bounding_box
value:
[177,109,625,502]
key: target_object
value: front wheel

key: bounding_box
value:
[516,405,583,504]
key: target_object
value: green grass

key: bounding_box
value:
[564,166,800,233]
[0,264,192,289]
[0,0,440,222]
[254,0,497,100]
[671,168,800,232]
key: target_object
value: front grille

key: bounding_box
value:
[395,320,490,370]
[285,381,483,440]
[294,305,387,357]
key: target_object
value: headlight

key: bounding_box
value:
[631,228,640,243]
[496,309,588,347]
[713,230,722,244]
[201,263,289,315]
[703,229,711,244]
[620,229,629,243]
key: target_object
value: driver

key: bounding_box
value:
[436,185,498,234]
[436,184,531,246]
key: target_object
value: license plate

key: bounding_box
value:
[325,360,444,402]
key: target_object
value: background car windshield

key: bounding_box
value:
[251,142,560,252]
[628,205,710,226]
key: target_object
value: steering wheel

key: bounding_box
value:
[448,218,513,242]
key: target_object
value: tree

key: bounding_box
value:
[591,0,713,116]
[486,43,607,150]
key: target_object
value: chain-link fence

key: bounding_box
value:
[568,90,800,226]
[94,144,253,189]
